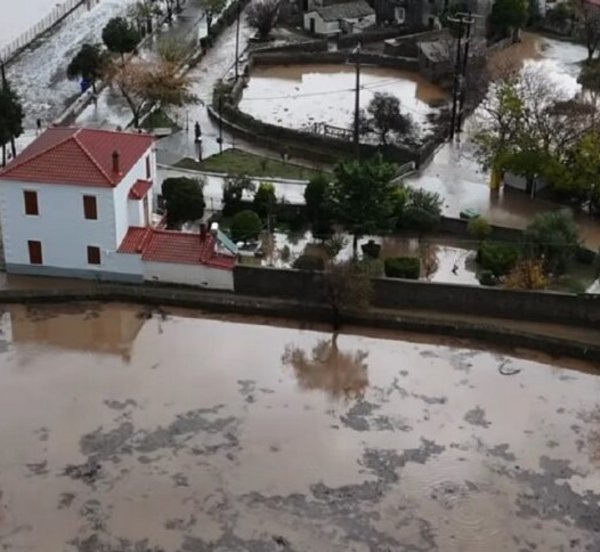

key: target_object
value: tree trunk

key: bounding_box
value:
[10,136,16,159]
[352,234,358,259]
[1,144,6,168]
[92,80,97,95]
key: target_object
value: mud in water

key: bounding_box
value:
[239,64,448,130]
[0,302,599,551]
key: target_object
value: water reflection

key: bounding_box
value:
[282,335,369,400]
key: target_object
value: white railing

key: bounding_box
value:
[0,0,97,63]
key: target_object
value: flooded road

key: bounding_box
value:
[407,34,600,249]
[239,64,447,132]
[0,0,64,48]
[1,302,599,551]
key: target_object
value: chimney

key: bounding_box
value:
[199,223,207,240]
[112,150,120,174]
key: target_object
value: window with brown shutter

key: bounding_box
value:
[87,246,101,265]
[23,191,39,215]
[83,195,97,220]
[28,240,43,264]
[145,155,151,179]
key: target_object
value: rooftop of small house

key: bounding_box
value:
[118,226,236,270]
[0,128,154,187]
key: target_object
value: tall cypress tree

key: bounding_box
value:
[0,63,25,167]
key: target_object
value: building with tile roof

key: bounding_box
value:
[0,128,236,290]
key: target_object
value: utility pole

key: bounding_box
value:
[447,12,475,139]
[448,17,463,140]
[456,11,474,135]
[352,42,361,160]
[234,2,241,80]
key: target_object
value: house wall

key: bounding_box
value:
[113,147,155,245]
[0,179,117,273]
[143,261,234,290]
[304,12,340,34]
[0,145,154,280]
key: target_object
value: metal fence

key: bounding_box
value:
[0,0,96,63]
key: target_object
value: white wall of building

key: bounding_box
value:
[113,147,154,245]
[304,12,340,34]
[0,179,117,271]
[143,261,234,290]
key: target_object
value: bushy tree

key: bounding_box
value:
[468,216,492,241]
[222,174,254,216]
[573,1,600,60]
[491,0,530,40]
[102,17,140,61]
[231,209,262,242]
[304,174,333,238]
[478,242,520,276]
[197,0,226,34]
[360,92,414,146]
[105,57,196,127]
[523,210,581,274]
[246,0,279,40]
[330,155,398,256]
[399,188,443,233]
[253,182,277,219]
[162,177,205,227]
[0,72,24,166]
[67,43,107,94]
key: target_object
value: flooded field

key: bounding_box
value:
[239,64,448,131]
[0,302,599,551]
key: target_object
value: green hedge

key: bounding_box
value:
[384,257,421,279]
[477,242,520,277]
[293,254,325,272]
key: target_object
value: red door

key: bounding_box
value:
[28,240,43,264]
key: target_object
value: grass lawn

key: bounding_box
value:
[179,148,327,180]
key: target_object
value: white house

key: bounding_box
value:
[0,127,236,290]
[304,0,376,35]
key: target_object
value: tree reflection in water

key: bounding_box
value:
[282,335,369,400]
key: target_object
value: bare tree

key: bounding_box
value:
[573,0,600,60]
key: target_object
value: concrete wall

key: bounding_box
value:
[304,12,340,35]
[233,265,600,326]
[144,261,234,290]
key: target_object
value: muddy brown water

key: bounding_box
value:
[0,302,599,551]
[239,64,448,130]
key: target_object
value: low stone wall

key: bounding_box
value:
[251,50,420,71]
[383,29,448,57]
[234,265,600,327]
[210,103,419,165]
[2,283,599,362]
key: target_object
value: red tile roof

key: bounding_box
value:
[129,179,153,200]
[0,128,154,187]
[118,227,235,270]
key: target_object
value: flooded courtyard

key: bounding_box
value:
[1,302,599,551]
[239,64,447,132]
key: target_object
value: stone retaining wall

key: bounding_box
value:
[0,283,598,362]
[233,265,600,327]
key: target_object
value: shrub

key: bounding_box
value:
[304,174,330,222]
[504,259,549,290]
[523,210,581,275]
[230,210,262,242]
[293,254,325,271]
[477,242,520,276]
[253,182,277,219]
[222,174,254,217]
[384,257,421,279]
[400,188,442,233]
[361,240,381,259]
[478,269,497,286]
[468,216,492,241]
[161,177,205,228]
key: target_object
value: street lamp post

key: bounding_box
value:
[235,2,241,80]
[352,42,361,160]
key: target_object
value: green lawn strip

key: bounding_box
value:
[188,148,326,180]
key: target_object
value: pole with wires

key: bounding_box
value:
[234,1,241,81]
[352,42,361,160]
[447,11,476,139]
